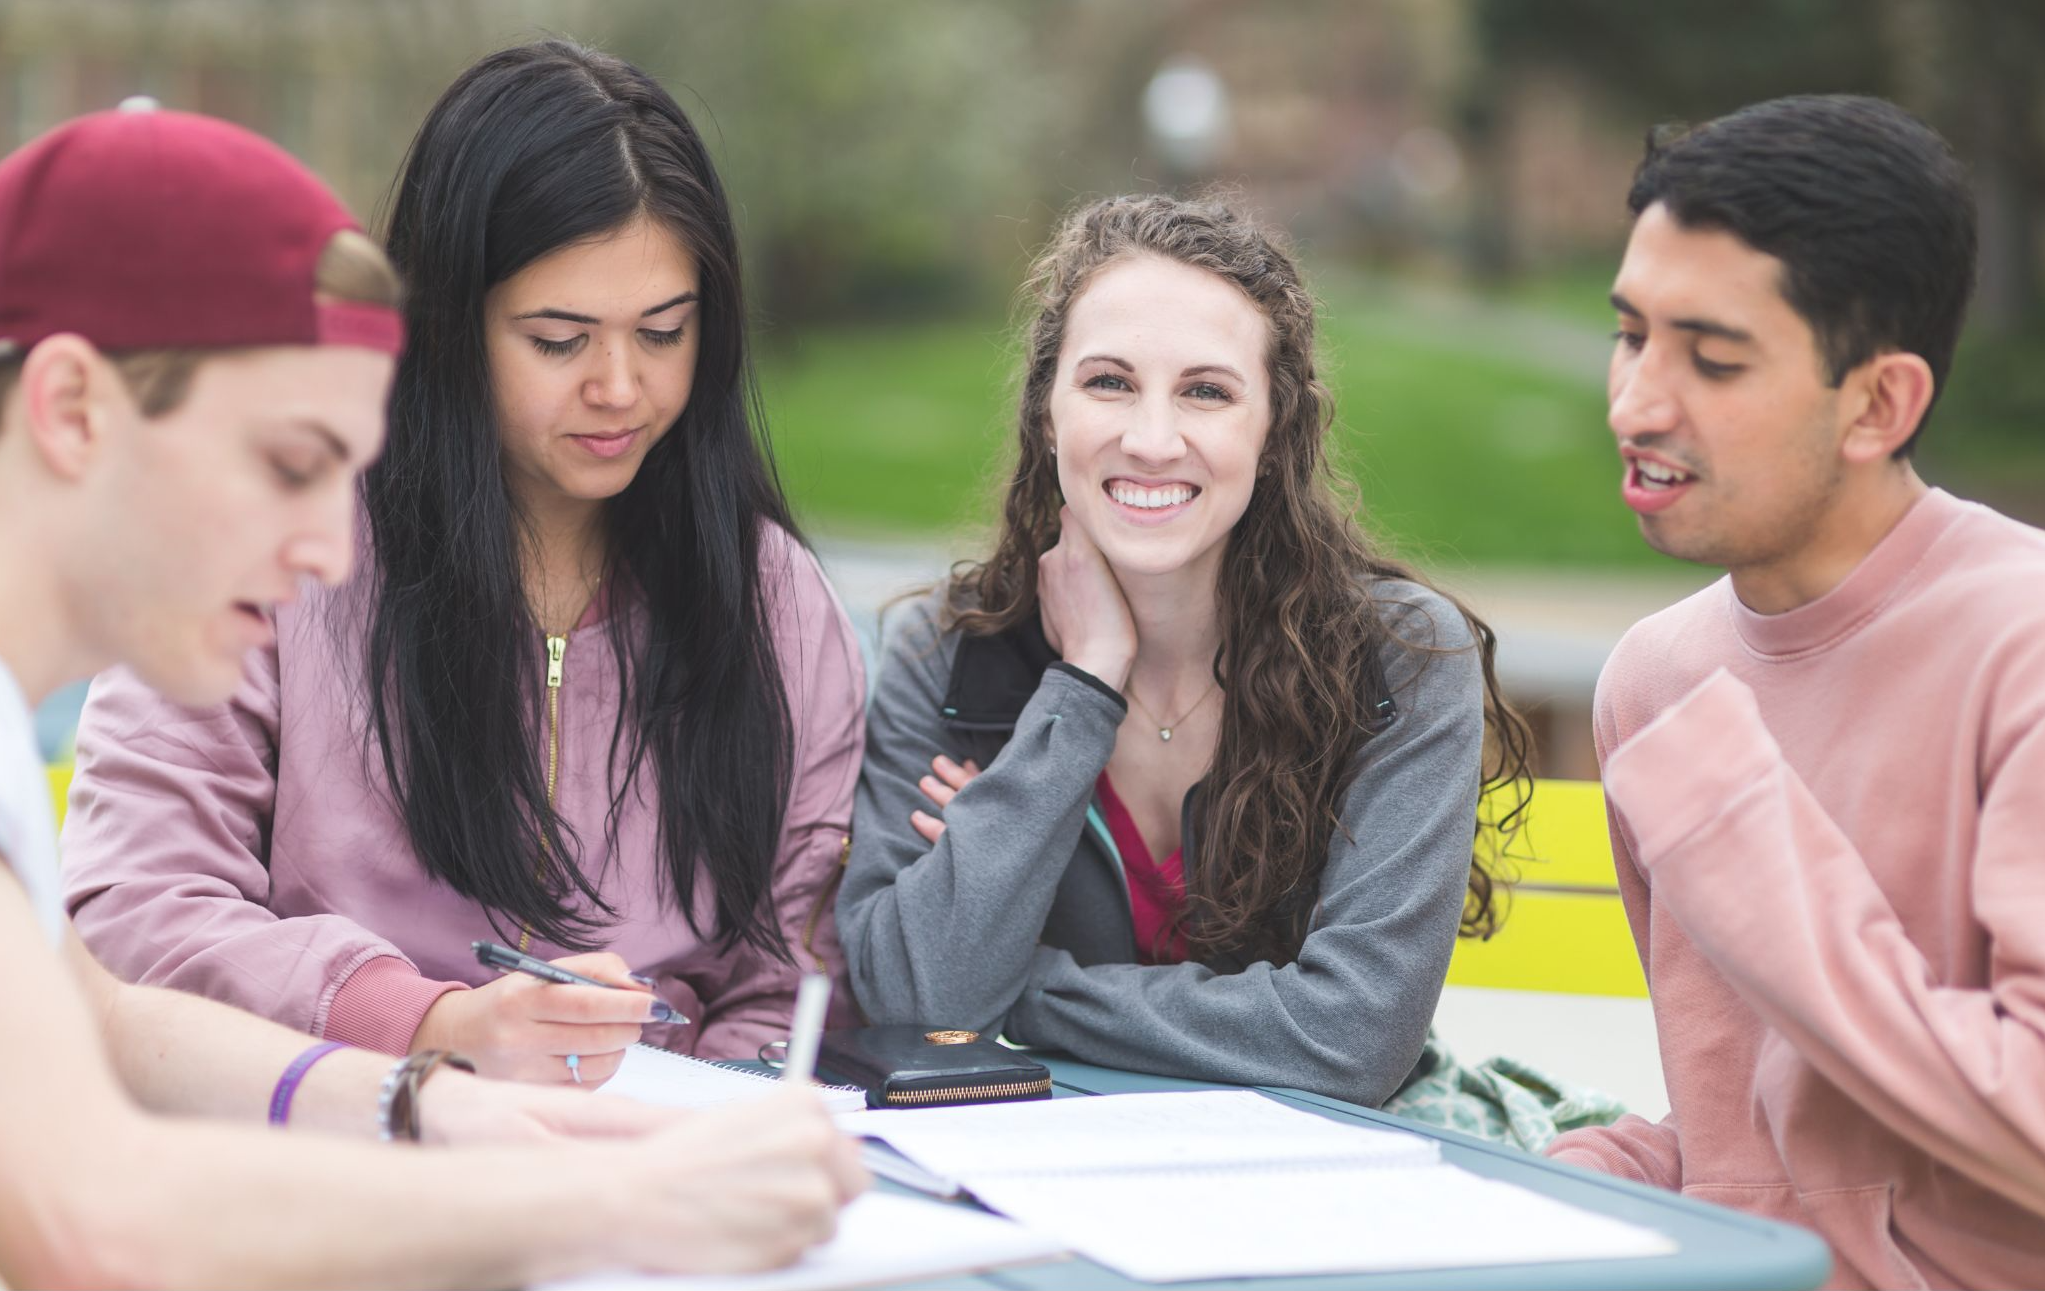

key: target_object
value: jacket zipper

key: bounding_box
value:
[518,632,570,954]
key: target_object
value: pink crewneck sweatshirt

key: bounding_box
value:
[1547,489,2045,1289]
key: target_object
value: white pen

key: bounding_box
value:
[781,973,832,1084]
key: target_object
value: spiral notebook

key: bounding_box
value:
[601,1043,866,1115]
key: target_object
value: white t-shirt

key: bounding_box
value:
[0,659,64,948]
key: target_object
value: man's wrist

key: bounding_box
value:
[413,1066,483,1146]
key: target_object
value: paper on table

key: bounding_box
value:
[535,1192,1068,1291]
[967,1161,1678,1282]
[835,1088,1437,1184]
[601,1044,865,1115]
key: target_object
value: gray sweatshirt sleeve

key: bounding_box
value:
[1003,587,1485,1107]
[838,594,1125,1032]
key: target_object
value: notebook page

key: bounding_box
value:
[968,1161,1677,1282]
[835,1089,1436,1182]
[601,1044,865,1115]
[534,1192,1068,1291]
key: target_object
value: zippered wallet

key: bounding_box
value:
[816,1025,1052,1108]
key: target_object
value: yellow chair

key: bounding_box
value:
[1448,778,1647,998]
[47,761,72,832]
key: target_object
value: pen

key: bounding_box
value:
[471,940,688,1024]
[782,973,832,1084]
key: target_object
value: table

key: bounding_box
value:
[874,1054,1832,1291]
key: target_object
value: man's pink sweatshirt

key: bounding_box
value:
[1547,489,2045,1290]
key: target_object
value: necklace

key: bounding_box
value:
[1126,679,1219,742]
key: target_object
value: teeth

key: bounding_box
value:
[1108,482,1195,509]
[1636,460,1692,487]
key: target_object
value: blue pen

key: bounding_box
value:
[472,940,688,1024]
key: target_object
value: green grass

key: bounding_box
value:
[1482,259,1623,330]
[1315,308,1662,568]
[759,322,1019,537]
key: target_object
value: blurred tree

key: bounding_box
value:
[1877,0,2045,332]
[1465,0,2044,331]
[590,0,1174,328]
[1462,0,1890,280]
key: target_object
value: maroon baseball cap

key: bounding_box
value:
[0,100,402,360]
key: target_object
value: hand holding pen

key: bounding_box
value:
[408,941,686,1087]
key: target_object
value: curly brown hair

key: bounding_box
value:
[947,192,1531,963]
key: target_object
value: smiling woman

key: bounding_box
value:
[839,193,1533,1110]
[59,39,865,1088]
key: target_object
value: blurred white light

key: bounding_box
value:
[1143,57,1229,168]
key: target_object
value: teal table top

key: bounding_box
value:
[858,1054,1831,1291]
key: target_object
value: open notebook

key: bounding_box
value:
[840,1089,1677,1282]
[599,1044,866,1115]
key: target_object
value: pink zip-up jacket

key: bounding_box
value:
[1548,490,2045,1290]
[61,526,863,1058]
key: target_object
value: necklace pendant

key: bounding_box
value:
[1159,727,1172,742]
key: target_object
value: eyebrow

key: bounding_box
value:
[512,291,700,325]
[1610,292,1754,344]
[1075,355,1247,382]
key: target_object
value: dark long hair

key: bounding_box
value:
[951,193,1532,964]
[365,39,797,955]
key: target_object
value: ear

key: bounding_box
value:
[17,335,117,481]
[1839,350,1934,466]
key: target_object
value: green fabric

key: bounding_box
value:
[1382,1030,1627,1153]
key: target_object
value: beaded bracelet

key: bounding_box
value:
[268,1041,347,1127]
[377,1049,478,1143]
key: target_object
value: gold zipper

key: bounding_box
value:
[884,1076,1053,1106]
[518,632,570,955]
[798,834,852,973]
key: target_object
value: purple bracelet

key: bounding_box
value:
[268,1041,347,1127]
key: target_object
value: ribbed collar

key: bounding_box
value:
[1732,487,1967,659]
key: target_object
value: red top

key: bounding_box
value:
[1094,772,1188,965]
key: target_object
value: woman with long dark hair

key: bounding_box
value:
[839,192,1531,1108]
[61,40,863,1087]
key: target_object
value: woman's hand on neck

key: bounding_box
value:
[1038,506,1137,691]
[1038,505,1225,701]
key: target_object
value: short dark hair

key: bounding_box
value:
[1628,95,1977,456]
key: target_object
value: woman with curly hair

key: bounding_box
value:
[838,192,1531,1108]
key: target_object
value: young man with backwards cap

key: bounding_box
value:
[0,103,862,1288]
[1545,95,2045,1289]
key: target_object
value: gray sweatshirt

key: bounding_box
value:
[837,580,1484,1106]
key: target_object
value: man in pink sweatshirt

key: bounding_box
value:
[1544,96,2045,1289]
